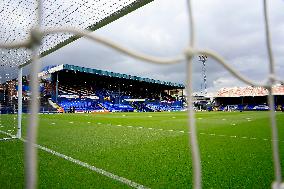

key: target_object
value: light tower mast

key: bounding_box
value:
[198,55,208,96]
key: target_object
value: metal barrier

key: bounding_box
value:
[0,0,283,189]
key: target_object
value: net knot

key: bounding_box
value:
[184,47,195,59]
[27,28,43,49]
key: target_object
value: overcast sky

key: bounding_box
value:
[40,0,284,93]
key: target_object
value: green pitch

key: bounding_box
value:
[0,111,283,188]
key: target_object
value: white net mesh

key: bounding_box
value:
[0,0,152,78]
[0,0,283,188]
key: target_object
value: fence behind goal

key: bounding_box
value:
[0,0,283,189]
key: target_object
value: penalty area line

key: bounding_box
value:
[19,138,149,189]
[0,130,148,189]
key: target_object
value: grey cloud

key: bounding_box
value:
[41,0,284,92]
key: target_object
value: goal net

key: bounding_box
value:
[0,0,283,188]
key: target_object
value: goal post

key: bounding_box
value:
[17,67,22,139]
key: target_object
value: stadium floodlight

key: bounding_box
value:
[198,55,207,96]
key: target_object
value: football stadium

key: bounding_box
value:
[0,0,284,189]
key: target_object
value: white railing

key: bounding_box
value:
[0,0,283,189]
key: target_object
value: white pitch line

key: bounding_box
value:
[93,122,275,143]
[0,130,17,141]
[0,137,14,141]
[20,138,149,189]
[0,130,148,189]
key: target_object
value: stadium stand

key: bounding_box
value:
[37,64,185,113]
[3,65,284,113]
[215,85,284,111]
[2,68,284,113]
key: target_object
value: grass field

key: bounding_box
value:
[0,111,283,188]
